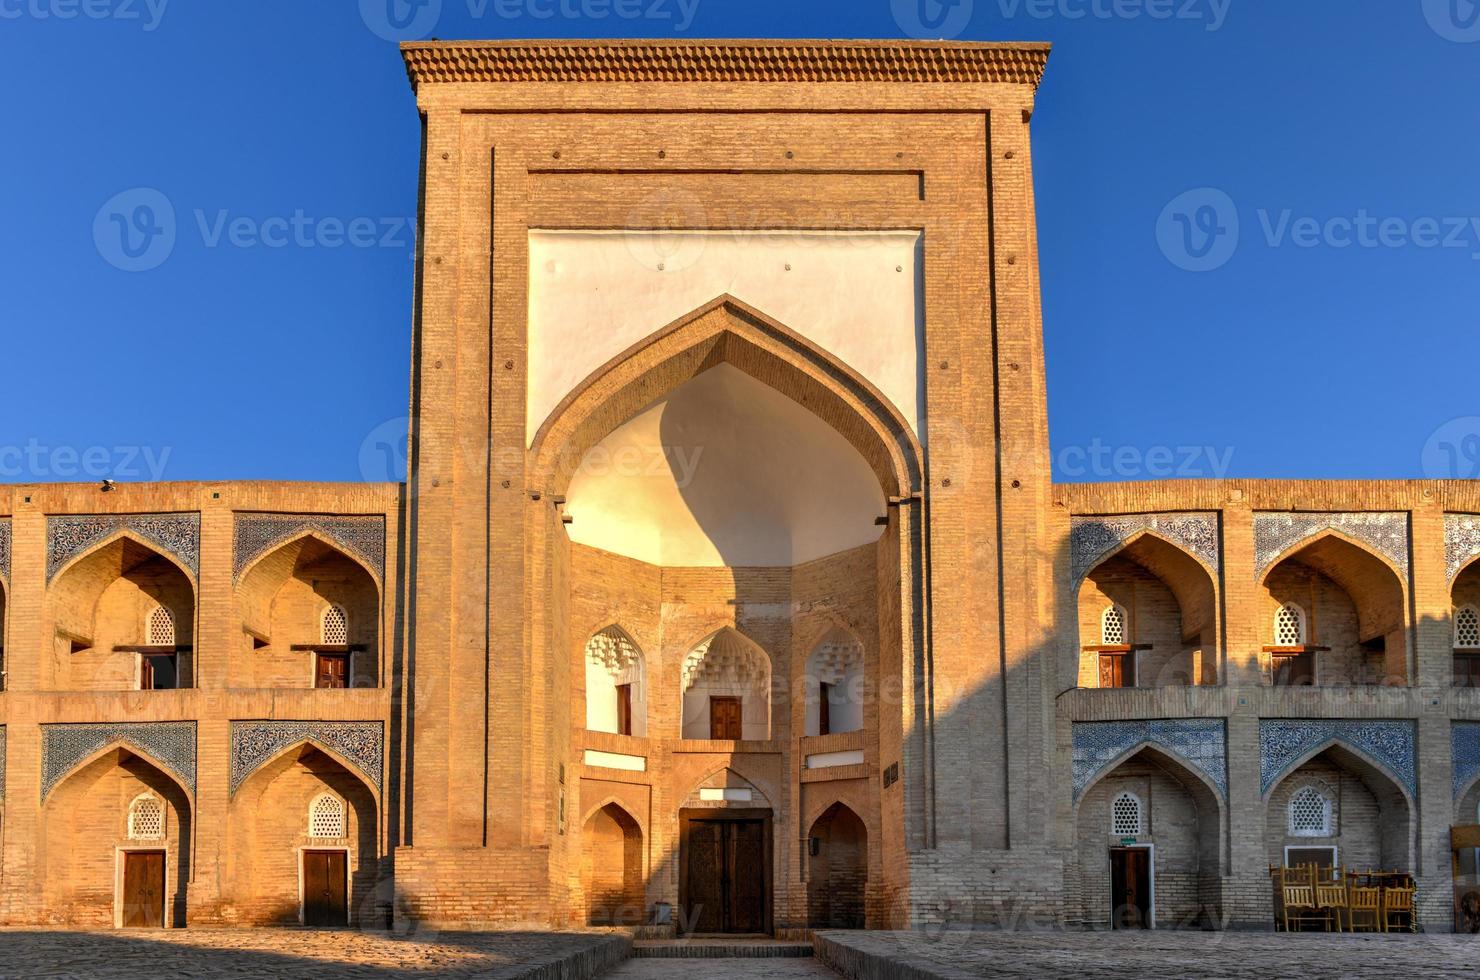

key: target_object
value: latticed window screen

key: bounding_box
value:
[322,605,349,646]
[1456,607,1480,649]
[1288,786,1332,837]
[308,794,346,839]
[1101,606,1127,646]
[1110,792,1143,836]
[1274,603,1307,646]
[128,796,165,840]
[146,605,175,646]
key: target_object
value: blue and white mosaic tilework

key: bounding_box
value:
[233,514,386,582]
[1259,719,1415,796]
[1072,719,1227,799]
[230,720,383,795]
[1070,513,1220,587]
[41,722,197,800]
[1446,515,1480,585]
[47,513,200,581]
[1453,723,1480,801]
[1252,512,1409,582]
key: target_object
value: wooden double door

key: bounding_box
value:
[680,811,770,934]
[120,851,165,928]
[303,850,348,926]
[1109,847,1152,929]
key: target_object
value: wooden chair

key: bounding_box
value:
[1315,881,1349,932]
[1348,886,1381,932]
[1381,886,1416,933]
[1282,884,1327,932]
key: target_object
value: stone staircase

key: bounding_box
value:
[632,937,815,959]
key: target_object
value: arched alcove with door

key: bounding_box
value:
[1260,534,1408,687]
[1076,533,1218,689]
[236,534,381,689]
[46,535,196,691]
[1264,744,1411,876]
[584,626,647,737]
[804,628,865,737]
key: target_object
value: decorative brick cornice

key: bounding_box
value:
[401,39,1050,89]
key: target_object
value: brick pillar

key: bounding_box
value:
[1413,499,1457,930]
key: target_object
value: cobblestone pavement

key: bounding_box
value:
[0,928,620,979]
[817,929,1480,979]
[605,959,839,978]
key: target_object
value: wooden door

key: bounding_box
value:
[121,851,165,928]
[616,684,632,736]
[315,653,348,689]
[684,820,726,933]
[682,818,767,933]
[818,682,832,736]
[727,820,766,932]
[303,850,347,926]
[709,696,741,740]
[1110,848,1151,929]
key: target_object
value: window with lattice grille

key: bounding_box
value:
[1101,606,1127,646]
[146,605,175,646]
[1457,607,1480,649]
[308,794,346,839]
[322,604,348,646]
[1288,786,1332,837]
[1274,603,1306,646]
[128,795,165,840]
[1110,792,1143,837]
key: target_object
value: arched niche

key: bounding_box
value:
[236,533,381,689]
[1260,533,1407,687]
[681,628,772,741]
[46,534,196,691]
[581,802,646,926]
[42,746,192,927]
[1452,559,1480,688]
[1076,532,1219,689]
[804,627,865,736]
[1264,743,1412,876]
[806,801,868,929]
[584,626,647,737]
[228,741,382,927]
[1073,744,1223,929]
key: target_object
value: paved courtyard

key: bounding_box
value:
[0,928,622,980]
[817,929,1480,979]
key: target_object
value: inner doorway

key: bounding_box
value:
[680,810,771,934]
[302,849,348,926]
[119,850,165,928]
[1109,846,1153,929]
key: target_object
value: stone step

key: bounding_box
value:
[632,939,815,959]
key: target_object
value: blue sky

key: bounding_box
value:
[1,0,1477,485]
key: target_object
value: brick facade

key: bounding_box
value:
[0,40,1475,934]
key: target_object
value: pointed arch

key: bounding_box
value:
[44,738,195,807]
[230,736,382,807]
[49,527,199,592]
[681,765,774,810]
[806,799,869,929]
[584,624,647,736]
[681,627,773,740]
[530,295,922,499]
[580,799,646,927]
[580,795,647,839]
[1076,529,1221,688]
[235,531,382,688]
[805,626,866,737]
[803,796,877,842]
[1258,528,1407,633]
[1074,741,1227,816]
[1261,737,1415,810]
